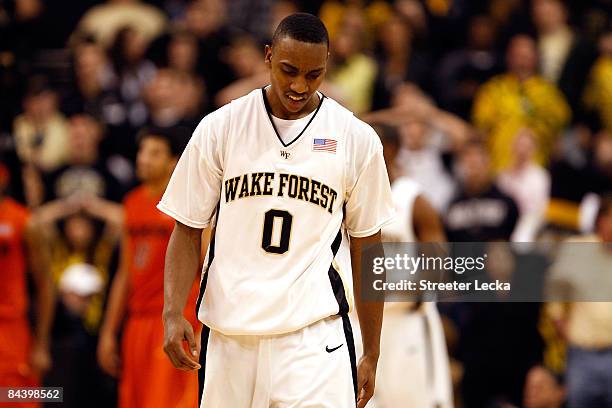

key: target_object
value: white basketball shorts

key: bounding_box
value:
[198,315,357,407]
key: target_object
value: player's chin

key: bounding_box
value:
[283,96,310,112]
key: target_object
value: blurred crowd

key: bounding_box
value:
[1,0,612,407]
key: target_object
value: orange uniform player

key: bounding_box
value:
[0,163,54,408]
[97,129,199,408]
[120,186,200,408]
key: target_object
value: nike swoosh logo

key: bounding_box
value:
[326,344,343,353]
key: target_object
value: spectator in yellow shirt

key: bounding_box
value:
[583,28,612,133]
[328,25,377,114]
[473,34,570,171]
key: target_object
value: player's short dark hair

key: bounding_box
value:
[272,13,329,48]
[137,126,190,157]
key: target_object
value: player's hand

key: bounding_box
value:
[163,313,201,371]
[97,332,121,377]
[356,354,378,408]
[30,341,52,376]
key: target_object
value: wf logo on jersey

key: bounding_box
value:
[224,172,338,214]
[280,150,291,159]
[312,138,337,153]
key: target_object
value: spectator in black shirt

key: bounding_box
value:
[44,113,124,203]
[445,140,519,242]
[182,0,236,102]
[371,15,431,110]
[61,40,122,125]
[435,15,503,120]
[443,141,543,408]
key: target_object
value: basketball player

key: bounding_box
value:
[357,124,454,408]
[0,161,54,408]
[158,13,394,408]
[97,129,199,408]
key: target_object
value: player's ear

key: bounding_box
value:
[264,45,272,67]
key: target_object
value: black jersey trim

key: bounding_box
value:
[197,203,219,404]
[331,229,342,256]
[261,87,325,148]
[197,324,211,404]
[196,204,219,315]
[327,230,349,314]
[195,240,211,315]
[341,314,358,401]
[327,229,357,400]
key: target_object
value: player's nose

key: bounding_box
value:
[289,76,308,94]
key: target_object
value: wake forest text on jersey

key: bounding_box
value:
[224,172,339,214]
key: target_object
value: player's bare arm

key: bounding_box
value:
[98,234,130,377]
[350,230,384,408]
[413,195,447,243]
[162,221,202,371]
[24,220,54,376]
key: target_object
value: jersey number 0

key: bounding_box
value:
[261,209,293,254]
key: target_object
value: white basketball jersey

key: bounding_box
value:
[370,176,453,408]
[158,88,394,335]
[382,177,421,243]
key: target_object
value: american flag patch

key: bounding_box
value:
[312,138,337,153]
